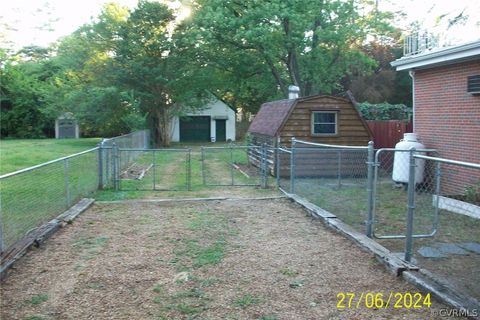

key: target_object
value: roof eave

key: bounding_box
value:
[272,99,298,137]
[391,40,480,71]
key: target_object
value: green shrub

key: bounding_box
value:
[357,102,412,120]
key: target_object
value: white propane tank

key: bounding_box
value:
[392,133,425,184]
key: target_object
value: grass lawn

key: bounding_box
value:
[98,144,266,198]
[0,138,100,248]
[1,141,274,250]
[292,177,480,244]
[0,138,101,174]
[1,148,99,249]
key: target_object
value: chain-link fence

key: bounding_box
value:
[102,130,150,149]
[0,130,150,256]
[371,148,438,240]
[281,138,371,232]
[3,130,478,299]
[277,145,292,192]
[99,130,150,188]
[201,145,271,187]
[116,148,191,191]
[402,154,480,300]
[0,148,99,252]
[276,139,480,300]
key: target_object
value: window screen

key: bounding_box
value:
[312,112,337,135]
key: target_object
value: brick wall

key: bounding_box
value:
[414,59,480,195]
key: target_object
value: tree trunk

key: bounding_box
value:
[160,108,171,147]
[153,107,172,147]
[263,53,288,97]
[282,17,302,96]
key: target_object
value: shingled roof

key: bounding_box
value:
[247,92,370,138]
[247,99,296,136]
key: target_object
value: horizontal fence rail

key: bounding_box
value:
[0,148,99,180]
[0,148,99,253]
[414,155,480,169]
[2,131,478,302]
[277,138,480,302]
[293,139,369,150]
[0,130,150,257]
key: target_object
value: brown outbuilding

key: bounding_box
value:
[247,92,373,177]
[248,92,372,147]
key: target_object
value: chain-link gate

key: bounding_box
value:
[115,148,191,191]
[201,145,270,187]
[276,145,292,192]
[371,148,439,240]
[403,153,480,263]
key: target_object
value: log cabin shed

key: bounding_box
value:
[247,93,373,176]
[247,93,372,147]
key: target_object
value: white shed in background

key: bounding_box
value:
[55,112,79,139]
[171,98,236,142]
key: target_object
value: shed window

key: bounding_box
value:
[312,111,337,135]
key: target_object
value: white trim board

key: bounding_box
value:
[433,195,480,219]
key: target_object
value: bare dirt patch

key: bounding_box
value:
[120,163,151,180]
[1,199,454,319]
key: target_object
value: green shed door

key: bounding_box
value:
[215,120,226,142]
[180,116,211,142]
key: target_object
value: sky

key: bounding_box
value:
[1,0,479,51]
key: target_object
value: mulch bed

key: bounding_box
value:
[1,199,450,319]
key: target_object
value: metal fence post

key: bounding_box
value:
[337,150,342,189]
[433,161,441,229]
[97,140,105,190]
[262,143,267,188]
[260,144,264,188]
[230,144,234,186]
[366,141,375,238]
[144,129,149,149]
[276,136,281,188]
[187,149,192,191]
[64,158,71,207]
[201,147,206,185]
[105,145,110,188]
[153,150,156,190]
[0,199,5,253]
[290,137,296,193]
[405,148,417,262]
[112,143,119,191]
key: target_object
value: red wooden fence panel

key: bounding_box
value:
[366,120,413,149]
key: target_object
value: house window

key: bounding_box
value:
[311,111,337,135]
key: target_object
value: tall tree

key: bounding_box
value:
[347,41,412,105]
[0,52,56,138]
[47,3,141,137]
[112,1,211,146]
[191,0,395,99]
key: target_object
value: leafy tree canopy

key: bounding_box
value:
[1,0,406,140]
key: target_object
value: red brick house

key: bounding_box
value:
[391,40,480,194]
